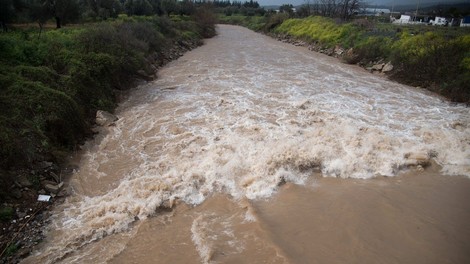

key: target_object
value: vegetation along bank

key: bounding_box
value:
[1,0,216,262]
[217,5,470,105]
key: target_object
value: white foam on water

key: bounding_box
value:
[25,25,470,263]
[191,213,244,264]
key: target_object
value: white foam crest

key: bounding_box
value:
[191,213,244,264]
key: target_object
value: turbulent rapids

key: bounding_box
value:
[24,25,470,263]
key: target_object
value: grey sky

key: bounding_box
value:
[257,0,470,7]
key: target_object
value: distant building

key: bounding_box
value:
[393,15,411,24]
[362,8,391,16]
[461,16,470,27]
[430,17,448,26]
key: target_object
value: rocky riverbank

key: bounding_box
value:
[0,38,202,264]
[270,33,395,75]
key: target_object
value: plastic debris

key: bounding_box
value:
[37,195,51,202]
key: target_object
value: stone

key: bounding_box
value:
[96,110,118,126]
[38,161,53,169]
[11,188,22,199]
[334,45,344,56]
[49,172,60,183]
[41,180,56,187]
[44,182,63,194]
[404,152,430,167]
[382,61,394,72]
[371,63,384,71]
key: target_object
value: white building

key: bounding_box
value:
[461,16,470,27]
[430,17,448,26]
[393,15,411,24]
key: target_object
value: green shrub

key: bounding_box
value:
[0,206,14,222]
[274,16,362,48]
[385,31,469,102]
[349,36,392,64]
[0,15,212,175]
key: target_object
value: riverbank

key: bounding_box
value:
[0,15,215,263]
[218,15,470,104]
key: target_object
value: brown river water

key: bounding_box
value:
[23,25,470,263]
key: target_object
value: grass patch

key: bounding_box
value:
[0,207,14,222]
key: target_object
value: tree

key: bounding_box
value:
[0,0,27,31]
[338,0,360,20]
[43,0,81,28]
[28,0,50,37]
[88,0,122,19]
[0,0,14,32]
[298,2,312,18]
[279,4,294,16]
[125,0,153,16]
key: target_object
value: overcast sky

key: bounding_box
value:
[257,0,470,7]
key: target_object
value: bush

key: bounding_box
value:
[274,16,361,48]
[390,32,470,102]
[0,206,14,222]
[0,15,213,176]
[348,36,392,64]
[193,7,217,38]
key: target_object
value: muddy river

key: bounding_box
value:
[24,25,470,264]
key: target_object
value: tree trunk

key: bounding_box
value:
[55,17,61,29]
[1,21,7,32]
[38,22,43,39]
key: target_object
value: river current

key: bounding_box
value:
[24,25,470,263]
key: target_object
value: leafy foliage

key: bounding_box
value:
[274,16,360,48]
[0,14,212,170]
[0,206,14,222]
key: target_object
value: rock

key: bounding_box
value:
[96,110,118,126]
[372,63,384,71]
[404,152,430,167]
[41,180,56,187]
[49,172,60,183]
[382,61,394,72]
[38,161,53,170]
[450,122,464,130]
[11,188,22,199]
[44,182,63,194]
[334,45,344,56]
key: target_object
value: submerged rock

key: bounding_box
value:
[404,152,431,167]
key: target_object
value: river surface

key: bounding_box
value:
[24,25,470,263]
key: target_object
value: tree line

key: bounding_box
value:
[0,0,214,31]
[289,0,362,20]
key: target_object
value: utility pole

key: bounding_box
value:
[415,0,420,22]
